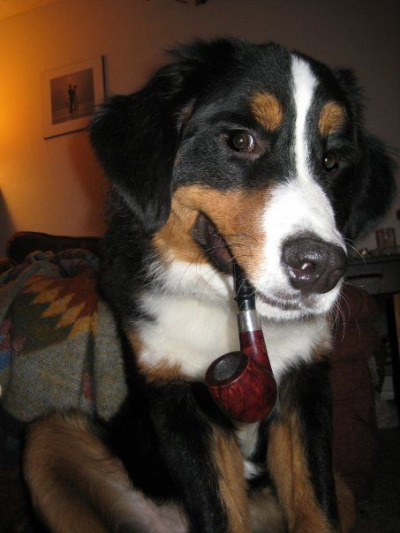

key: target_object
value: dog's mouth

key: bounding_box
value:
[257,292,302,311]
[190,212,234,274]
[191,212,297,309]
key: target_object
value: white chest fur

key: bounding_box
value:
[137,292,331,383]
[137,291,332,474]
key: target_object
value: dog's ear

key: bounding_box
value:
[333,68,397,241]
[90,63,190,234]
[90,39,240,235]
[344,133,396,241]
[90,38,247,235]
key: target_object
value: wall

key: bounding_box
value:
[0,0,399,255]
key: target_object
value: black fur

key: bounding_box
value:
[109,383,231,532]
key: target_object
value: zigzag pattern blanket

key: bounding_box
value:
[0,249,127,532]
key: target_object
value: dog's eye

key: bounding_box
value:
[323,152,339,173]
[228,131,255,152]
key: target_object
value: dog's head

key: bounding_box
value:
[91,38,395,321]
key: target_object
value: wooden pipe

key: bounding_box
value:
[206,262,277,423]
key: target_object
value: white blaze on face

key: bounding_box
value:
[292,55,317,183]
[254,55,345,319]
[289,54,343,245]
[265,57,343,246]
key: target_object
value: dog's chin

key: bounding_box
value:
[255,286,341,322]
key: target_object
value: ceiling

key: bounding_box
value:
[0,0,61,21]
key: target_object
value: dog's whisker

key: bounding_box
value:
[330,289,353,343]
[343,239,365,262]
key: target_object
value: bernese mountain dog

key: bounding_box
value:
[24,38,395,532]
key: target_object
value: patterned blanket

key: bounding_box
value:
[0,249,127,532]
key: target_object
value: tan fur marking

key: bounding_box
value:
[153,185,270,280]
[335,475,356,532]
[127,330,144,356]
[312,347,332,363]
[212,429,251,532]
[319,101,347,137]
[127,331,187,383]
[24,412,126,532]
[153,194,202,264]
[267,415,335,533]
[251,92,284,131]
[24,412,189,532]
[139,359,186,383]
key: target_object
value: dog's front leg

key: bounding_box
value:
[24,411,190,533]
[267,359,355,533]
[148,382,251,533]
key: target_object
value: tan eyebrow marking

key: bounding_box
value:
[318,101,347,137]
[250,92,284,132]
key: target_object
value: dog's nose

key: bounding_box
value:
[282,236,347,294]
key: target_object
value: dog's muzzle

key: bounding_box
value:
[282,236,347,295]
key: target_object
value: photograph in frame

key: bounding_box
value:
[41,56,105,139]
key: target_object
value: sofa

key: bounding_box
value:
[0,231,379,530]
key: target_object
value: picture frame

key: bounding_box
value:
[41,56,105,139]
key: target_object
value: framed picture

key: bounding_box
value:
[41,57,105,139]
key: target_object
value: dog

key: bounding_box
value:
[24,38,395,532]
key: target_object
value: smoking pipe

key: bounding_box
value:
[205,262,277,423]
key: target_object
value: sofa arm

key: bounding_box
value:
[6,232,100,264]
[331,284,379,500]
[0,257,11,275]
